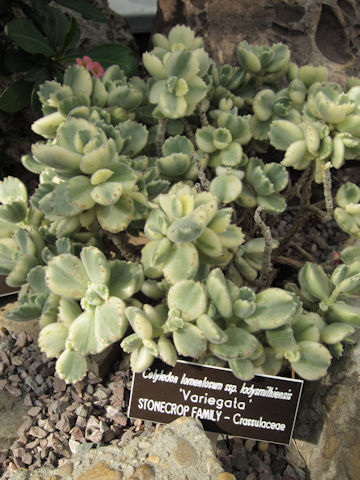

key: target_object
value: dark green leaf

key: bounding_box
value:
[60,16,79,54]
[37,5,70,50]
[5,18,55,56]
[85,44,138,76]
[53,0,106,22]
[24,65,51,82]
[0,79,33,113]
[4,49,35,73]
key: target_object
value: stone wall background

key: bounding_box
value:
[155,0,360,83]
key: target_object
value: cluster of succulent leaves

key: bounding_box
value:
[1,25,360,384]
[0,0,138,113]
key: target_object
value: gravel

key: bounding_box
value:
[0,328,309,479]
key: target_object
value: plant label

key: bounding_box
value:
[0,276,19,297]
[128,359,303,445]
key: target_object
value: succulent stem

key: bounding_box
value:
[254,206,273,289]
[108,232,139,262]
[322,163,334,220]
[156,118,168,157]
[198,100,209,126]
[276,167,313,254]
[272,255,305,270]
[182,119,210,191]
[289,241,317,263]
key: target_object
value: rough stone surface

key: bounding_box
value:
[0,391,30,450]
[5,416,224,480]
[0,303,39,341]
[58,0,138,54]
[156,0,360,82]
[294,334,360,480]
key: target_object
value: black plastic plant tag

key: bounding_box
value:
[128,359,303,445]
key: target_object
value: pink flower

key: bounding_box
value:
[76,56,94,70]
[91,61,104,78]
[75,56,104,78]
[332,250,342,265]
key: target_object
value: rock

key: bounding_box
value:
[128,464,155,480]
[294,335,360,480]
[156,0,360,82]
[6,416,225,479]
[76,461,123,480]
[0,391,31,450]
[59,0,138,53]
[217,474,236,480]
[0,303,40,341]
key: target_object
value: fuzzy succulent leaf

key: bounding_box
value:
[121,333,143,353]
[56,349,87,384]
[326,301,360,327]
[46,254,88,299]
[266,325,298,354]
[244,288,302,331]
[207,268,232,318]
[157,334,178,366]
[130,346,155,372]
[69,309,105,355]
[95,297,127,344]
[80,246,110,285]
[173,322,207,358]
[209,327,258,360]
[107,260,144,300]
[39,323,68,358]
[96,195,134,233]
[126,306,153,340]
[196,313,228,344]
[320,323,355,344]
[6,254,39,288]
[292,312,324,342]
[298,263,332,301]
[255,348,282,376]
[290,341,331,380]
[163,242,199,284]
[229,358,255,381]
[210,174,242,204]
[58,298,82,327]
[268,120,303,150]
[167,280,207,321]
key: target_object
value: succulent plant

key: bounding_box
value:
[297,259,360,355]
[334,182,360,239]
[208,63,247,111]
[228,238,280,286]
[0,177,43,238]
[1,23,360,386]
[267,81,360,183]
[30,64,146,139]
[141,182,245,284]
[28,115,154,234]
[235,41,291,85]
[0,227,45,288]
[157,134,207,181]
[196,111,251,168]
[38,246,144,383]
[235,157,289,213]
[252,87,300,135]
[143,26,211,119]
